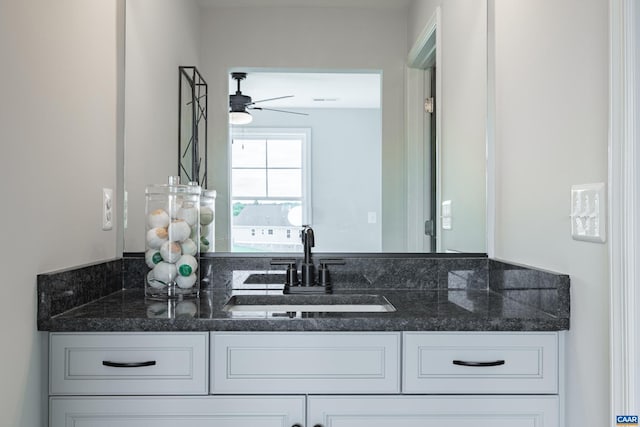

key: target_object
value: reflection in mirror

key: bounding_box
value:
[123,0,487,254]
[178,66,208,186]
[228,71,381,253]
[230,128,308,253]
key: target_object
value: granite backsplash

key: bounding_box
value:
[38,253,570,329]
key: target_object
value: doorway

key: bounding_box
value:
[406,6,441,252]
[425,67,437,252]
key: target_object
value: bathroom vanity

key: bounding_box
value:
[39,254,569,427]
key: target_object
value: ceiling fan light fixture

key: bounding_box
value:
[229,110,253,125]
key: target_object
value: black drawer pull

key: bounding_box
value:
[452,359,505,367]
[102,360,157,368]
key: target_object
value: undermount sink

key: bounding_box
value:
[223,294,396,313]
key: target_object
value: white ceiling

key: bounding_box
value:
[229,71,381,109]
[206,0,394,109]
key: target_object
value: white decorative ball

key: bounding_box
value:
[180,239,197,256]
[200,224,210,237]
[200,236,210,252]
[160,241,182,263]
[146,227,168,249]
[153,261,177,283]
[176,254,198,276]
[165,198,183,219]
[146,270,166,289]
[176,273,197,289]
[177,206,198,227]
[147,209,170,229]
[146,302,168,317]
[200,206,214,226]
[168,220,191,242]
[145,249,162,268]
[189,225,198,241]
[175,301,197,317]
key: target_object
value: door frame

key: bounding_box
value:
[406,6,442,252]
[609,0,639,417]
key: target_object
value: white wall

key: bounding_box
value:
[244,108,382,252]
[124,0,201,251]
[0,0,119,425]
[408,0,487,253]
[438,0,486,252]
[493,1,609,426]
[199,5,407,252]
[408,0,439,51]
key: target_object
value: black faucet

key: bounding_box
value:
[300,225,315,287]
[271,226,344,294]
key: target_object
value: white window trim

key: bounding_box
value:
[229,127,312,240]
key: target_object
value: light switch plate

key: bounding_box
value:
[571,183,605,243]
[442,200,452,230]
[102,188,113,231]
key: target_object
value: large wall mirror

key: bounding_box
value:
[123,0,487,254]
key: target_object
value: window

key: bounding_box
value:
[230,128,311,252]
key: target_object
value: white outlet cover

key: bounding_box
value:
[571,183,605,243]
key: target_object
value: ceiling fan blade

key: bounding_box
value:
[250,106,309,116]
[248,95,294,105]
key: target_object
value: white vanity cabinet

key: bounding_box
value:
[49,396,306,427]
[307,395,559,427]
[213,331,561,427]
[48,331,563,427]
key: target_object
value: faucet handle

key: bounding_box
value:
[317,259,345,291]
[270,258,299,290]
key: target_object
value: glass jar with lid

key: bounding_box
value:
[145,176,200,299]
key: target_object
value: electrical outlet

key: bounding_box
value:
[102,188,113,231]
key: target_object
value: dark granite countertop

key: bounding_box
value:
[37,256,570,332]
[40,287,568,332]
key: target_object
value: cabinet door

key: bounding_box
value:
[308,395,559,427]
[50,396,305,427]
[211,332,400,394]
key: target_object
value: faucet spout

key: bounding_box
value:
[301,225,315,265]
[300,225,316,287]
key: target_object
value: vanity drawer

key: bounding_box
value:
[210,332,401,394]
[403,332,558,394]
[49,332,208,395]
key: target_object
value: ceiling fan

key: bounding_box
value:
[229,72,309,125]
